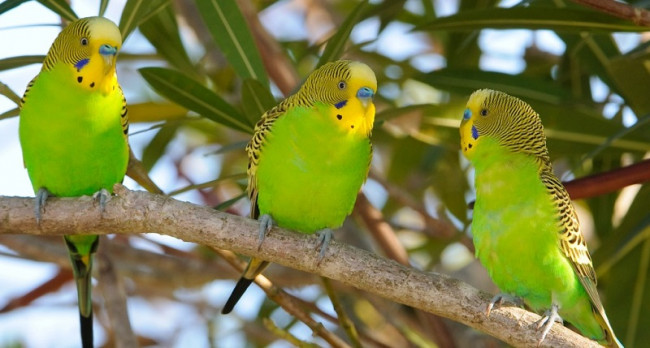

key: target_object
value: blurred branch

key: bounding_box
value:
[237,0,300,96]
[572,0,650,27]
[0,186,599,348]
[564,158,650,199]
[0,268,72,313]
[368,170,457,238]
[97,239,137,348]
[213,248,352,348]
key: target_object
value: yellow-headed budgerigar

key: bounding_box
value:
[221,60,377,314]
[19,17,128,348]
[460,89,622,347]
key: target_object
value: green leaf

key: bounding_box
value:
[139,67,253,134]
[36,0,77,21]
[142,122,179,171]
[119,0,169,40]
[317,0,368,68]
[417,68,569,104]
[139,4,195,75]
[0,0,30,16]
[0,107,19,120]
[0,81,21,106]
[195,0,269,86]
[99,0,109,16]
[241,78,275,125]
[0,56,44,71]
[417,7,650,33]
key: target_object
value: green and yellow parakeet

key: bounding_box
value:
[19,17,128,348]
[221,60,377,314]
[460,89,622,347]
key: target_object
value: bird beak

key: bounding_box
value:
[99,44,118,70]
[357,86,375,108]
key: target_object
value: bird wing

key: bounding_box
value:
[540,170,605,312]
[245,103,287,219]
[118,85,129,139]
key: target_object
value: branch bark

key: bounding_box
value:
[572,0,650,27]
[0,185,599,348]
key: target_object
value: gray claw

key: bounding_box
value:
[535,304,562,346]
[93,188,111,213]
[257,214,274,250]
[316,228,333,264]
[34,188,50,225]
[486,293,523,317]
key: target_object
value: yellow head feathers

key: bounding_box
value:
[294,60,377,136]
[460,89,549,161]
[42,17,122,94]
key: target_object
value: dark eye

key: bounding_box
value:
[338,81,346,90]
[81,37,88,46]
[480,108,488,117]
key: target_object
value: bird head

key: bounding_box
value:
[460,89,549,161]
[43,16,122,94]
[298,60,377,137]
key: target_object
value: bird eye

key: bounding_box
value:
[480,109,488,117]
[80,37,89,46]
[338,81,346,90]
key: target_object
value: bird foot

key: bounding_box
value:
[486,293,523,317]
[34,188,50,225]
[534,304,563,346]
[315,228,333,265]
[93,188,111,213]
[257,214,274,250]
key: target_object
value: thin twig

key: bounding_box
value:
[97,238,137,348]
[212,248,352,348]
[322,277,362,348]
[564,158,650,200]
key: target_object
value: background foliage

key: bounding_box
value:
[0,0,649,347]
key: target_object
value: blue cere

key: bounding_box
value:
[463,108,471,120]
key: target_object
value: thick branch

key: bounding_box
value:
[0,186,598,348]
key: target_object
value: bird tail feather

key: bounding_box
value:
[222,257,269,314]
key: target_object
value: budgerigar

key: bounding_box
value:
[459,89,622,347]
[221,60,377,314]
[19,17,128,348]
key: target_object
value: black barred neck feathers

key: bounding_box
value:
[281,60,377,137]
[460,89,551,166]
[43,16,121,94]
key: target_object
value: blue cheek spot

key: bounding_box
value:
[463,108,471,120]
[74,58,89,71]
[334,100,347,109]
[471,125,479,140]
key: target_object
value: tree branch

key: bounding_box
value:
[572,0,650,27]
[0,185,599,348]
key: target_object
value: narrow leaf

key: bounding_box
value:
[0,107,19,120]
[194,0,268,86]
[317,0,368,68]
[139,4,195,75]
[139,67,252,134]
[0,56,44,71]
[0,0,30,16]
[241,78,275,125]
[416,68,568,104]
[127,102,188,123]
[417,7,650,33]
[99,0,110,16]
[0,81,22,106]
[142,122,178,171]
[36,0,77,22]
[119,0,169,40]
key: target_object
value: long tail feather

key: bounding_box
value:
[64,236,98,348]
[222,257,269,314]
